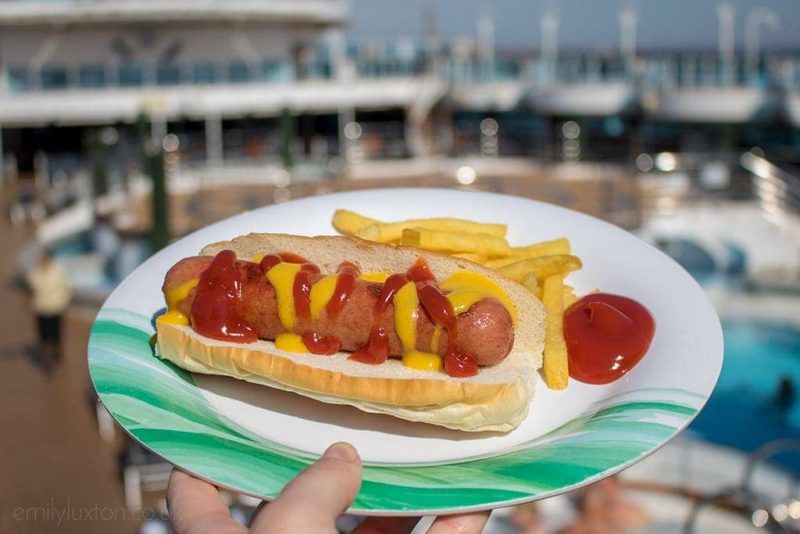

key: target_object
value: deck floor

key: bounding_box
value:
[0,199,136,532]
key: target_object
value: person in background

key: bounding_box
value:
[26,249,71,370]
[168,442,490,534]
[8,181,46,227]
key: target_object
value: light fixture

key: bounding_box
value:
[162,133,180,152]
[751,509,769,528]
[635,153,654,172]
[655,152,677,172]
[456,166,477,185]
[343,121,362,141]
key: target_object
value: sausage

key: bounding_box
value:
[163,256,514,366]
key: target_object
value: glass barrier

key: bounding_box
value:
[3,51,800,93]
[118,64,144,87]
[40,66,68,89]
[79,66,105,88]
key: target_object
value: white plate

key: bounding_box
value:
[89,188,723,514]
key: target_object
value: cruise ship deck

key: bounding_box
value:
[2,1,799,532]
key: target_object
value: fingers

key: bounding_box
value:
[427,510,491,534]
[353,516,420,534]
[251,442,362,533]
[167,469,246,534]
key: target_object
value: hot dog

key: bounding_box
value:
[162,255,514,367]
[155,233,546,431]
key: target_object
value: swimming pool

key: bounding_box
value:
[653,234,800,471]
[36,227,150,294]
[689,320,800,473]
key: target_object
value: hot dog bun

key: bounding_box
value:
[155,233,546,432]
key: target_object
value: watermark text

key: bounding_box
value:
[11,498,158,526]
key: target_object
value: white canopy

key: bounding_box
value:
[0,78,445,127]
[0,0,346,26]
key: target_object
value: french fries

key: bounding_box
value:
[484,238,572,269]
[511,237,571,257]
[401,228,512,257]
[330,209,582,392]
[332,209,379,236]
[541,275,569,390]
[355,218,506,244]
[497,255,582,283]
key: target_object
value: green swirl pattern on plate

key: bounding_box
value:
[89,308,702,513]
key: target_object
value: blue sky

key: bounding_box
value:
[349,1,800,51]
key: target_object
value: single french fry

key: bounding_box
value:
[511,237,571,257]
[354,224,380,242]
[542,274,569,390]
[357,218,506,243]
[484,238,572,270]
[401,228,512,257]
[332,209,379,236]
[497,254,583,282]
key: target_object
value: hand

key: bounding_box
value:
[167,442,490,534]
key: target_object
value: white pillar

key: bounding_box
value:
[151,116,167,150]
[339,107,356,165]
[405,111,421,158]
[328,28,352,81]
[205,114,223,166]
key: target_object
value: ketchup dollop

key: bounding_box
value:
[444,349,479,377]
[407,258,436,283]
[349,327,389,364]
[563,293,655,384]
[302,331,341,355]
[192,250,257,343]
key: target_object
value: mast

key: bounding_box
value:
[619,4,638,64]
[744,7,779,79]
[540,7,560,84]
[717,2,735,85]
[477,2,495,64]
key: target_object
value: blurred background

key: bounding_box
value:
[0,0,799,532]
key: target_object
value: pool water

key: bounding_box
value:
[46,227,151,293]
[689,321,800,473]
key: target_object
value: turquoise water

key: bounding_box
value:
[689,320,800,472]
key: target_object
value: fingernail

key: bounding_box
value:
[322,442,359,463]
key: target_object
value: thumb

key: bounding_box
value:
[251,442,362,533]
